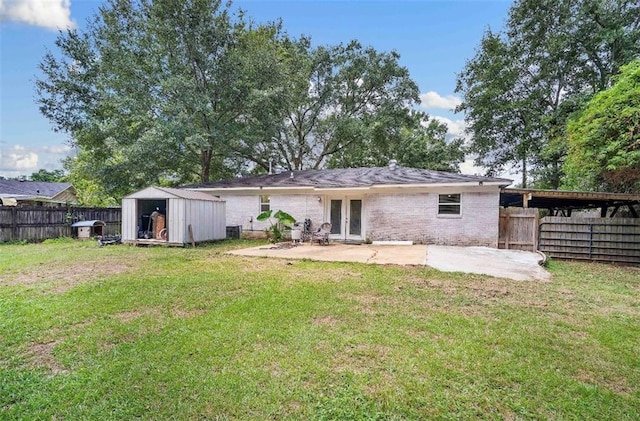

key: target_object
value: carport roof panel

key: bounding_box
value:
[501,188,640,209]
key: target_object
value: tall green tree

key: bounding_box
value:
[233,39,422,172]
[36,0,285,198]
[328,111,465,171]
[456,0,640,188]
[30,168,66,182]
[564,59,640,193]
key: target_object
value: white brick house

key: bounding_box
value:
[185,165,511,247]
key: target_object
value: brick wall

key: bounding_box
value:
[217,194,324,232]
[366,191,499,246]
[216,190,500,246]
[271,195,324,231]
[366,193,430,243]
[428,191,499,247]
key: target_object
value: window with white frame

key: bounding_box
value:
[259,195,270,212]
[438,194,461,215]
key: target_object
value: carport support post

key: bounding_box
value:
[610,205,620,217]
[600,206,608,217]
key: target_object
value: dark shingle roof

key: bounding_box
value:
[184,167,512,189]
[0,180,72,198]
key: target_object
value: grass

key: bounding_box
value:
[1,239,639,419]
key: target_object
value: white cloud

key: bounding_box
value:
[0,144,39,171]
[430,115,467,139]
[419,91,462,110]
[0,0,75,31]
[42,144,71,154]
[459,158,485,176]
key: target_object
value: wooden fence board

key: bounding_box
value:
[0,206,121,242]
[538,217,640,264]
[499,208,538,251]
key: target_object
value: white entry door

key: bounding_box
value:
[328,197,363,241]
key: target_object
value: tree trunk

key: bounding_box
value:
[200,149,212,182]
[521,157,527,188]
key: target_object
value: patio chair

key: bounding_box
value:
[312,222,331,245]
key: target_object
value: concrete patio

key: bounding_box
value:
[227,243,550,281]
[228,243,428,266]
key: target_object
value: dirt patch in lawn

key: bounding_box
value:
[332,343,393,375]
[1,256,139,293]
[25,341,67,374]
[114,307,161,323]
[313,316,340,326]
[171,308,207,319]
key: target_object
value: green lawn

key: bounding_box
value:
[1,239,639,419]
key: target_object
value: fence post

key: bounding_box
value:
[11,207,17,241]
[504,213,510,249]
[588,223,593,260]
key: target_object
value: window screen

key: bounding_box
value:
[438,194,461,215]
[259,195,270,212]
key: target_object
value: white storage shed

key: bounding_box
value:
[122,186,225,246]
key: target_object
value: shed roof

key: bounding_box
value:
[124,186,223,201]
[184,167,511,190]
[0,180,73,199]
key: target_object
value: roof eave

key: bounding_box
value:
[370,181,508,189]
[189,180,508,192]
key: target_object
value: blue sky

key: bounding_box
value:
[0,0,512,178]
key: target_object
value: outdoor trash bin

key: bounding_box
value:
[291,228,302,242]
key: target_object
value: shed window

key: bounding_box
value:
[438,194,461,215]
[260,195,270,212]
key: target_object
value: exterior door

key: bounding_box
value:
[328,197,363,241]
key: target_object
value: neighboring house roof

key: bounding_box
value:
[184,167,512,190]
[124,186,224,201]
[0,180,76,203]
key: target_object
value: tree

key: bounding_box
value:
[36,0,286,199]
[327,111,465,171]
[564,59,640,193]
[231,39,422,172]
[30,168,66,182]
[456,0,640,188]
[456,30,540,186]
[37,0,453,201]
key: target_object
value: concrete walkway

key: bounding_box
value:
[227,243,550,281]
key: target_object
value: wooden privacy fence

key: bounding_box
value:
[0,206,122,242]
[498,208,539,252]
[538,217,640,264]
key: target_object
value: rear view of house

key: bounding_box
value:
[185,163,511,247]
